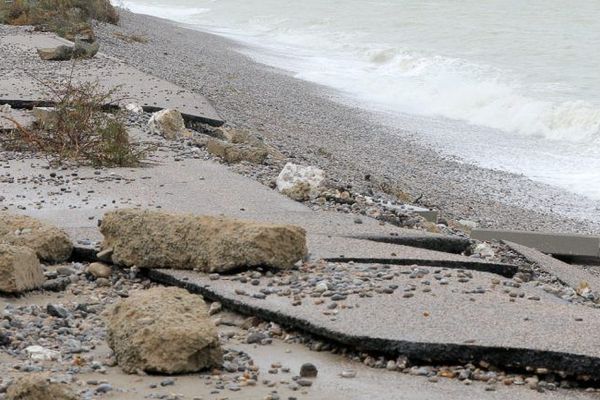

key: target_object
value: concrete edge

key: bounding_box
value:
[350,234,471,254]
[0,99,225,127]
[472,229,600,258]
[69,245,517,278]
[146,269,600,378]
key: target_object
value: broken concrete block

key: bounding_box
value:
[6,374,77,400]
[0,213,73,263]
[37,45,74,61]
[276,163,325,201]
[100,209,307,272]
[206,139,268,164]
[0,244,45,294]
[107,286,222,374]
[148,108,192,140]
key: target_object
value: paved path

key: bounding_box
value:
[150,264,600,378]
[506,241,600,294]
[0,29,223,125]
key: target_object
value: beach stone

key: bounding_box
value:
[276,163,325,201]
[36,45,74,61]
[299,363,318,378]
[6,374,77,400]
[86,262,112,279]
[0,213,73,263]
[125,103,144,114]
[220,128,284,158]
[100,209,307,272]
[148,108,192,140]
[0,244,44,294]
[106,286,222,374]
[206,139,268,164]
[25,345,61,361]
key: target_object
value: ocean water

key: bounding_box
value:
[118,0,600,200]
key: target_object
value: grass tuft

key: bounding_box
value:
[1,71,147,168]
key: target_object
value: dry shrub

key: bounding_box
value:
[0,0,118,39]
[1,74,147,167]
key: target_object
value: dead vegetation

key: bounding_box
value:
[0,0,119,40]
[1,72,147,167]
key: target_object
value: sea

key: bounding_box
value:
[117,0,600,200]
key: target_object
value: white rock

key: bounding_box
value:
[0,104,11,113]
[473,242,495,258]
[148,108,192,140]
[315,281,328,293]
[458,219,478,229]
[276,163,325,195]
[26,345,61,361]
[125,103,144,114]
[340,369,357,378]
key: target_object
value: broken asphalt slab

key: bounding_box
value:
[506,241,600,294]
[309,235,516,277]
[349,232,471,254]
[1,152,475,266]
[472,229,600,258]
[148,264,600,378]
[0,30,224,126]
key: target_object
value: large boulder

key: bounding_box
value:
[276,163,325,201]
[148,109,192,140]
[100,209,307,272]
[6,374,77,400]
[0,214,73,263]
[206,138,268,164]
[0,244,45,294]
[106,286,222,374]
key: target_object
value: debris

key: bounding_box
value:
[0,244,44,294]
[106,286,222,374]
[100,209,307,272]
[148,108,192,140]
[0,214,73,263]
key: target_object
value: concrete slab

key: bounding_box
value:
[472,229,600,257]
[148,264,600,377]
[505,241,600,294]
[309,235,516,277]
[0,140,471,265]
[0,30,224,126]
[0,108,33,130]
[350,232,471,254]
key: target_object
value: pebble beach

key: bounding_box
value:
[95,11,600,234]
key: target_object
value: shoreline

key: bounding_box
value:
[95,10,600,234]
[3,16,600,399]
